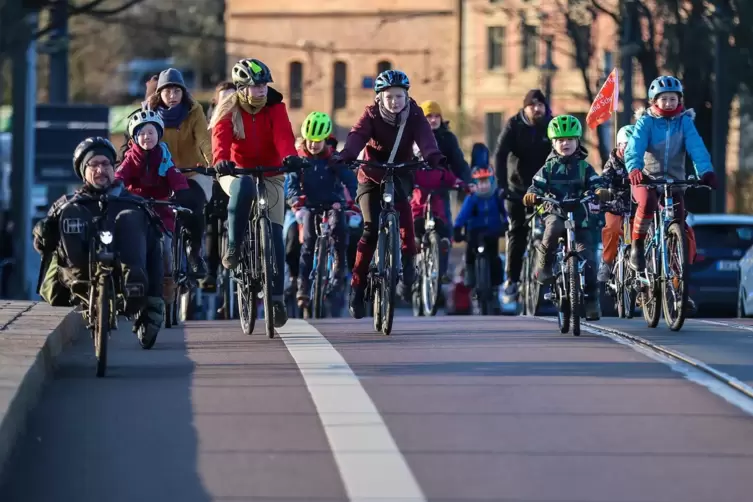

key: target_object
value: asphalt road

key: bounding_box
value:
[3,313,753,502]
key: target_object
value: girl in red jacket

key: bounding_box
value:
[208,58,305,328]
[116,110,201,302]
[332,69,446,319]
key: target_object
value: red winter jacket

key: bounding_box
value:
[411,168,461,222]
[115,141,189,232]
[211,87,297,177]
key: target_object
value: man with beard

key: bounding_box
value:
[493,89,552,305]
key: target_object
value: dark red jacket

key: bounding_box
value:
[339,98,446,184]
[115,142,189,232]
[211,87,297,177]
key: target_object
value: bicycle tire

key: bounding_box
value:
[172,222,184,327]
[662,222,689,331]
[642,225,661,328]
[422,232,441,316]
[569,256,581,336]
[259,218,275,338]
[557,265,570,333]
[312,237,327,319]
[476,256,490,315]
[615,244,626,319]
[220,230,233,320]
[372,274,382,331]
[382,212,400,335]
[95,278,111,378]
[412,254,424,317]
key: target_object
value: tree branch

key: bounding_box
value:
[87,0,145,17]
[590,0,619,23]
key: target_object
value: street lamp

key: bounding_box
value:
[540,35,557,106]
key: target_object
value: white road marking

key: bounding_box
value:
[277,320,427,502]
[693,318,753,333]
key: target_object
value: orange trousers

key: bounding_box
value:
[601,213,696,264]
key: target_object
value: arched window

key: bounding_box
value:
[333,61,347,110]
[289,61,303,109]
[376,60,392,74]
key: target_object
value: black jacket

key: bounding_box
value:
[434,123,470,183]
[493,109,552,195]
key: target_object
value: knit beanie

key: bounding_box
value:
[420,100,443,117]
[523,89,547,107]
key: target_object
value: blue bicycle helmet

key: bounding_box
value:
[374,70,410,93]
[648,75,683,101]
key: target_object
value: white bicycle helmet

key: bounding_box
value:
[128,109,164,139]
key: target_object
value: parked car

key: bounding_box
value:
[687,213,753,316]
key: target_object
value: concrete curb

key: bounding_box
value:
[0,304,86,482]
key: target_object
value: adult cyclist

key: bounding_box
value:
[208,58,306,327]
[493,89,552,307]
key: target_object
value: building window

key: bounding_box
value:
[487,26,505,70]
[289,61,303,109]
[485,112,504,151]
[521,24,538,69]
[333,61,347,110]
[377,60,392,74]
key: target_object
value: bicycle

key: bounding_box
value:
[58,194,155,376]
[304,201,343,319]
[182,165,297,338]
[632,177,709,331]
[347,159,428,335]
[508,193,546,317]
[205,182,236,320]
[601,192,637,319]
[412,189,446,317]
[537,193,597,336]
[469,229,497,315]
[146,199,193,329]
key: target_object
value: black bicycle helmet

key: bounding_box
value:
[232,58,273,86]
[73,137,116,180]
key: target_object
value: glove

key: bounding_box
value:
[522,193,538,207]
[700,171,718,189]
[291,195,306,210]
[214,160,235,177]
[628,169,644,186]
[453,226,464,243]
[453,181,465,191]
[32,218,56,254]
[283,155,305,171]
[329,152,345,165]
[595,188,611,202]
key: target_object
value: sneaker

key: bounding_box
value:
[585,298,601,321]
[222,246,239,270]
[597,262,612,282]
[349,286,366,319]
[272,300,288,328]
[187,248,208,275]
[502,280,519,303]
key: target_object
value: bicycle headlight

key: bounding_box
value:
[258,197,267,208]
[426,219,436,230]
[348,214,362,228]
[99,231,113,245]
[477,246,485,253]
[382,193,393,204]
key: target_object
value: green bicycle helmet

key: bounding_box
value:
[547,115,583,140]
[616,125,635,145]
[301,111,333,142]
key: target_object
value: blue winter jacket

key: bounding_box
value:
[286,148,357,206]
[625,107,712,180]
[454,193,508,236]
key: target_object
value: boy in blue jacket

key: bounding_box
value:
[286,112,357,309]
[624,75,716,273]
[453,143,508,289]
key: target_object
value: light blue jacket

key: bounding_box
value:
[625,107,712,179]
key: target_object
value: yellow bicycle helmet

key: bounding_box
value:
[301,111,333,142]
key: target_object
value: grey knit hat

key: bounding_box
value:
[156,68,186,93]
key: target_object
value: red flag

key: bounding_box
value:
[586,68,619,129]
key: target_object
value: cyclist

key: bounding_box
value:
[116,110,201,305]
[331,69,447,319]
[146,68,212,278]
[453,144,507,291]
[411,150,465,284]
[625,75,716,277]
[493,89,553,307]
[209,57,306,327]
[287,111,357,309]
[522,115,608,321]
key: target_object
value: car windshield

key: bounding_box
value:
[692,223,753,250]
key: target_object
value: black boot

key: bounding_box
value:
[399,254,417,302]
[349,285,366,319]
[534,245,555,284]
[629,239,646,271]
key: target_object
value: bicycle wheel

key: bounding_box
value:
[94,278,112,378]
[172,223,184,327]
[372,273,382,331]
[523,242,542,316]
[641,225,661,328]
[422,232,441,316]
[662,222,689,331]
[238,231,257,334]
[569,256,581,336]
[614,245,626,318]
[556,267,570,333]
[476,256,491,315]
[220,230,233,320]
[381,212,400,335]
[412,253,424,317]
[623,265,637,319]
[259,218,275,338]
[312,238,327,319]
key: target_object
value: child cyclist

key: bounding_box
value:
[287,111,357,310]
[453,144,507,292]
[625,75,715,278]
[116,110,203,304]
[411,143,466,284]
[522,115,609,320]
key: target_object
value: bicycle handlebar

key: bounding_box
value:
[346,159,429,171]
[637,178,710,189]
[179,165,294,176]
[144,199,193,215]
[535,193,596,207]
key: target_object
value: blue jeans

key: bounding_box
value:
[299,208,346,290]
